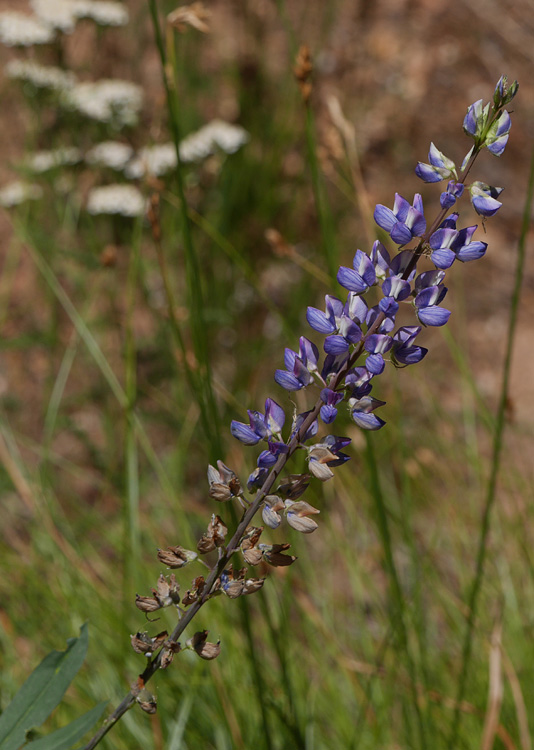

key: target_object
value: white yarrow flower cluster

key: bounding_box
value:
[180,120,249,163]
[25,147,82,173]
[86,184,145,217]
[73,0,128,26]
[86,141,134,171]
[0,181,43,208]
[29,0,77,33]
[124,143,176,179]
[6,60,76,91]
[63,79,143,127]
[123,121,249,179]
[0,11,55,46]
[29,0,128,32]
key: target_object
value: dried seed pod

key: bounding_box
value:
[130,630,168,655]
[187,630,221,660]
[259,543,297,567]
[160,640,181,669]
[157,546,198,568]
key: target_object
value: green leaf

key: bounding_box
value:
[22,702,108,750]
[0,624,89,750]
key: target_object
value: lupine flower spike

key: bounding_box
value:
[83,77,517,748]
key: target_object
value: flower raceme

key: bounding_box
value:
[125,78,517,713]
[228,76,517,538]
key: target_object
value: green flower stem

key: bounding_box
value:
[148,0,222,461]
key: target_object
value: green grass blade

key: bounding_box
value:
[22,702,108,750]
[166,693,194,750]
[0,625,88,750]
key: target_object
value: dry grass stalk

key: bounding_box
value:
[167,2,210,33]
[481,620,504,750]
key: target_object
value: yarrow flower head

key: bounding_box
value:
[86,184,146,217]
[0,11,55,46]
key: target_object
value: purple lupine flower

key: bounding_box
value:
[414,284,450,327]
[346,292,369,326]
[275,336,319,391]
[380,274,411,317]
[247,466,268,492]
[469,181,503,217]
[388,249,417,279]
[367,302,396,333]
[463,98,489,138]
[415,142,457,183]
[374,193,426,246]
[337,249,376,294]
[306,294,343,334]
[345,366,373,398]
[364,334,393,375]
[486,110,511,156]
[324,312,362,355]
[231,397,285,445]
[391,326,428,367]
[321,352,349,383]
[320,388,344,424]
[440,180,464,209]
[257,441,289,468]
[349,395,386,431]
[428,227,461,269]
[291,409,318,443]
[453,225,487,263]
[369,240,391,280]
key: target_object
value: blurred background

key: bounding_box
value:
[0,1,533,748]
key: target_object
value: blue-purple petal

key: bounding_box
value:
[231,420,260,445]
[417,306,451,327]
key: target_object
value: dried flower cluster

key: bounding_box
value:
[126,78,518,716]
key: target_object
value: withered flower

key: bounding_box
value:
[167,2,210,33]
[182,575,206,607]
[259,542,297,567]
[130,630,168,656]
[284,500,320,533]
[261,495,284,530]
[135,594,162,613]
[220,567,264,598]
[207,461,242,502]
[197,513,228,554]
[243,577,265,595]
[157,545,198,569]
[187,630,221,660]
[136,574,181,613]
[137,688,157,714]
[160,639,181,669]
[307,445,337,481]
[132,677,157,714]
[240,526,263,565]
[155,573,181,606]
[277,474,311,500]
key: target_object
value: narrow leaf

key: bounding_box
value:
[0,625,89,750]
[23,703,107,750]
